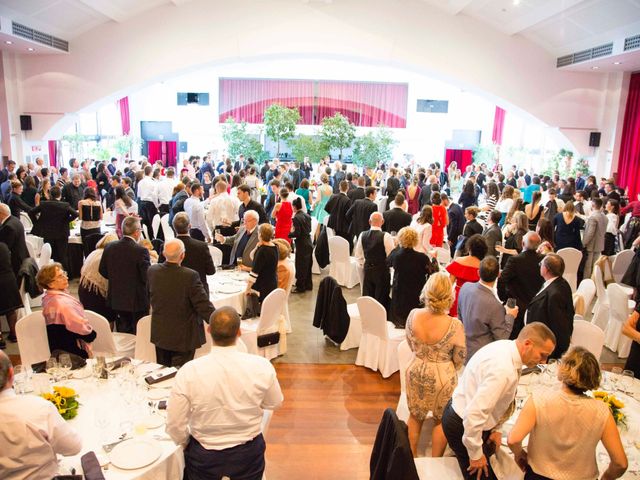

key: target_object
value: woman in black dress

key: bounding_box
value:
[387,226,431,328]
[78,186,103,242]
[247,223,279,305]
[553,201,584,251]
[457,180,477,211]
[0,243,23,347]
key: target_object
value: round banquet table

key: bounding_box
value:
[67,225,117,279]
[207,269,249,313]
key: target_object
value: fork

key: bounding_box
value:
[102,434,131,452]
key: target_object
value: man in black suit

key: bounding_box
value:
[346,186,378,240]
[237,184,268,225]
[171,212,216,295]
[384,168,401,210]
[498,232,544,339]
[347,176,366,202]
[99,216,150,334]
[332,163,346,194]
[28,186,77,272]
[148,238,215,367]
[0,204,30,278]
[482,210,503,258]
[524,253,574,359]
[61,174,84,209]
[216,210,260,269]
[382,193,412,234]
[443,193,464,257]
[289,198,313,293]
[324,180,353,252]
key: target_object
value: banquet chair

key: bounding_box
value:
[604,283,635,358]
[574,279,596,317]
[340,302,362,350]
[591,265,610,329]
[160,214,175,240]
[141,223,150,240]
[15,312,51,369]
[434,247,451,266]
[103,210,116,225]
[571,320,605,360]
[328,236,360,289]
[20,212,33,232]
[322,216,335,238]
[281,259,296,333]
[612,249,634,284]
[25,238,37,259]
[557,247,582,292]
[241,288,287,360]
[355,296,405,378]
[414,458,464,480]
[151,214,162,239]
[84,310,135,358]
[396,340,414,422]
[133,315,156,362]
[376,195,388,213]
[356,264,365,295]
[194,322,249,359]
[38,243,52,269]
[208,245,223,268]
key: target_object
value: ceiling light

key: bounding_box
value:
[27,47,34,51]
[513,0,521,5]
[591,66,599,70]
[4,40,12,45]
[614,61,622,65]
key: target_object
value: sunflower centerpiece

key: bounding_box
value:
[41,386,80,420]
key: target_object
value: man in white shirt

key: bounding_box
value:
[167,307,283,480]
[136,165,159,239]
[441,323,556,480]
[206,180,240,234]
[0,351,82,479]
[184,183,210,242]
[157,167,179,215]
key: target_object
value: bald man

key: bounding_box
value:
[148,238,215,367]
[354,212,395,310]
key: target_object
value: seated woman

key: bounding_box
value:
[37,263,97,359]
[387,227,431,328]
[406,272,466,456]
[508,346,627,480]
[273,238,294,290]
[246,224,279,306]
[79,233,118,323]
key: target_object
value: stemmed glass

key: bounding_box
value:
[620,370,635,395]
[610,366,623,392]
[13,365,28,394]
[46,357,59,382]
[104,359,115,380]
[59,354,72,380]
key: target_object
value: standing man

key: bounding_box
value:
[384,167,400,210]
[346,186,378,241]
[61,174,84,209]
[347,175,366,202]
[289,198,313,293]
[148,239,215,367]
[525,253,574,359]
[157,168,178,215]
[442,323,556,480]
[136,165,159,240]
[184,183,210,242]
[237,185,268,225]
[354,212,395,310]
[172,212,216,295]
[324,180,353,251]
[443,193,464,258]
[99,216,150,334]
[482,210,503,258]
[167,307,283,480]
[28,186,77,272]
[382,193,412,234]
[583,197,607,279]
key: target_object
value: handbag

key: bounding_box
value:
[257,332,280,348]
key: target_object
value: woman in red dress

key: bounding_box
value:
[430,192,448,248]
[445,234,487,317]
[272,187,293,244]
[407,177,421,216]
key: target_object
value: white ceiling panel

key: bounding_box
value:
[568,0,640,34]
[30,1,105,33]
[0,0,57,16]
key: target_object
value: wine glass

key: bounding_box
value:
[13,365,27,394]
[46,357,59,382]
[621,370,635,394]
[611,366,623,391]
[59,354,72,380]
[104,359,115,380]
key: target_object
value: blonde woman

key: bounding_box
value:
[508,347,627,480]
[497,210,529,267]
[273,238,294,290]
[246,223,279,304]
[406,272,466,457]
[311,173,332,224]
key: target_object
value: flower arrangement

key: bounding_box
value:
[593,391,626,427]
[41,386,80,420]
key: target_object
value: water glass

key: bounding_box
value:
[59,354,72,380]
[46,357,59,382]
[621,370,635,394]
[13,365,28,394]
[611,366,623,391]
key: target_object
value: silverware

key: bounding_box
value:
[102,434,131,452]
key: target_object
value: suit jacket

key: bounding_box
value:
[498,249,544,308]
[225,226,259,267]
[99,237,151,312]
[382,207,412,234]
[61,183,83,209]
[347,187,365,202]
[583,210,607,253]
[148,262,214,352]
[482,223,503,257]
[447,203,464,243]
[346,198,378,238]
[525,277,574,359]
[333,171,346,193]
[457,282,514,363]
[385,176,400,199]
[28,200,77,240]
[324,193,352,235]
[8,193,32,218]
[239,199,268,225]
[0,216,30,276]
[175,234,215,293]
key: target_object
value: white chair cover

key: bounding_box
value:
[354,296,405,378]
[151,214,161,238]
[20,212,33,231]
[591,265,609,329]
[415,457,463,480]
[376,195,388,213]
[434,247,451,266]
[328,236,360,289]
[557,247,582,293]
[396,340,414,422]
[575,279,596,314]
[16,312,51,368]
[160,215,175,240]
[604,283,634,358]
[134,315,156,362]
[312,247,322,275]
[340,303,362,351]
[571,319,605,360]
[38,243,52,269]
[241,288,287,360]
[84,310,135,358]
[25,238,36,259]
[103,210,116,225]
[142,223,150,240]
[356,264,365,295]
[612,249,634,284]
[208,245,223,267]
[281,259,296,333]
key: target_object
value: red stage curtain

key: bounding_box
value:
[147,141,177,167]
[618,73,640,200]
[147,141,163,164]
[117,97,130,135]
[445,149,473,172]
[492,107,506,145]
[48,140,57,168]
[166,141,177,168]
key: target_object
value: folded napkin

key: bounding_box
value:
[106,357,132,370]
[81,451,106,480]
[145,367,178,385]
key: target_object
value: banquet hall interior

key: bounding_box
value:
[1,0,640,478]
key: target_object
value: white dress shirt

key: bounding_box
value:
[450,339,522,461]
[184,196,210,242]
[157,177,178,206]
[353,226,395,266]
[206,192,240,229]
[166,345,283,450]
[0,388,82,479]
[136,176,158,206]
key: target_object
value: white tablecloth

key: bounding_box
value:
[68,225,116,245]
[207,269,248,313]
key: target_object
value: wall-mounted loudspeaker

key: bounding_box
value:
[20,115,32,131]
[589,132,601,147]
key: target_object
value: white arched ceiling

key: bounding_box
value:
[16,0,610,154]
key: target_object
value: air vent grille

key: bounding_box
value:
[625,34,640,51]
[556,43,613,67]
[11,21,69,52]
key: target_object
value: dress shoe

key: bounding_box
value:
[291,288,305,294]
[8,334,17,343]
[0,337,6,349]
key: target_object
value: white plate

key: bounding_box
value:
[109,439,161,470]
[217,285,244,294]
[72,367,92,379]
[144,413,165,429]
[147,389,169,400]
[149,377,175,389]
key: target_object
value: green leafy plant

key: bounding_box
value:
[113,135,141,157]
[472,144,498,167]
[352,126,396,168]
[288,134,328,163]
[263,104,301,156]
[320,112,356,159]
[62,133,92,158]
[90,144,111,162]
[221,118,269,164]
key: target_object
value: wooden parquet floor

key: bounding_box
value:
[265,364,400,480]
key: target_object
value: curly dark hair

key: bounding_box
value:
[466,234,488,260]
